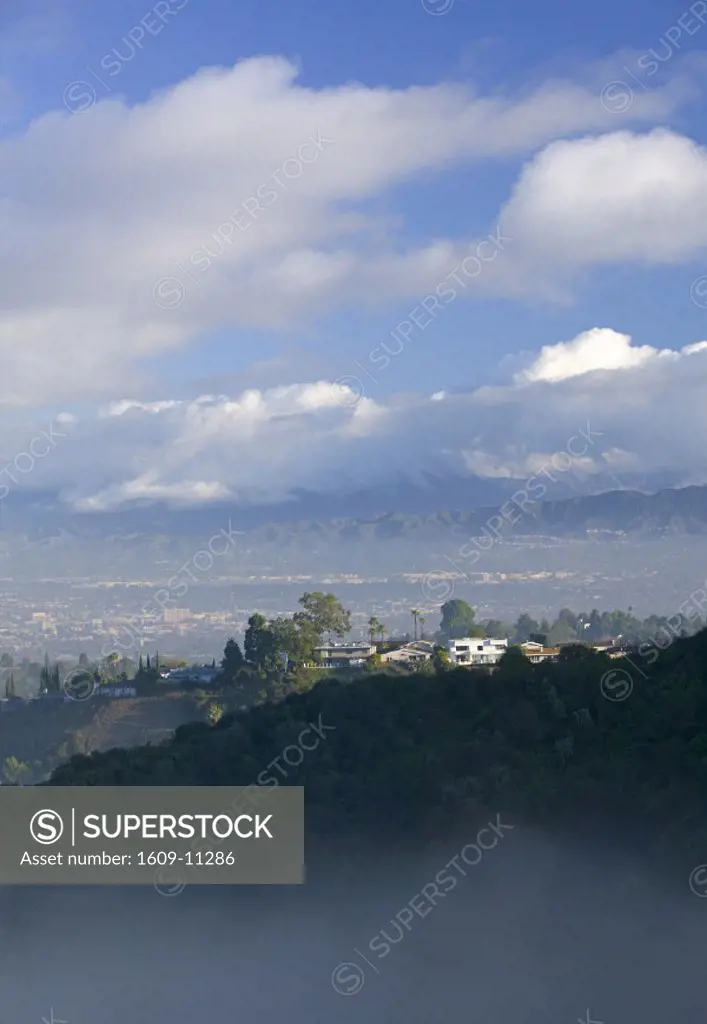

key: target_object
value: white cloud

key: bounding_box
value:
[349,126,707,307]
[0,56,700,406]
[77,474,232,510]
[493,128,707,296]
[515,327,664,383]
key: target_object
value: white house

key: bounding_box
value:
[447,637,508,666]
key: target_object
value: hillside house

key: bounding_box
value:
[604,645,630,659]
[520,642,560,663]
[164,665,219,686]
[447,637,509,666]
[314,643,375,668]
[379,641,434,666]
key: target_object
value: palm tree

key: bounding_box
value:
[367,616,386,646]
[418,614,427,641]
[411,608,420,642]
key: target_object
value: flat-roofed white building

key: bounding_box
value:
[447,637,508,666]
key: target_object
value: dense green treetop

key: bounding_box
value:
[439,599,484,639]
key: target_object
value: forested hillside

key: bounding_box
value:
[47,630,707,862]
[0,691,231,784]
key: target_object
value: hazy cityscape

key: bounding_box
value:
[0,533,704,660]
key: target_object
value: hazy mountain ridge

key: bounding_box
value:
[1,484,707,580]
[237,484,707,546]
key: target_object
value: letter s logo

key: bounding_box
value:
[30,809,64,844]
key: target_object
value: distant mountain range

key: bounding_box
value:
[2,482,707,580]
[0,464,679,534]
[237,484,707,545]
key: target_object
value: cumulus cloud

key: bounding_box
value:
[4,328,705,510]
[493,128,707,297]
[361,126,707,307]
[0,55,702,406]
[515,327,667,383]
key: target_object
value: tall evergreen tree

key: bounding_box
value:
[245,613,272,667]
[219,638,245,683]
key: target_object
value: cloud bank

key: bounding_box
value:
[0,328,703,510]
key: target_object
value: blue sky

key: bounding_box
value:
[2,0,707,508]
[8,0,699,96]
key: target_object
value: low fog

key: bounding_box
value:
[1,823,706,1023]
